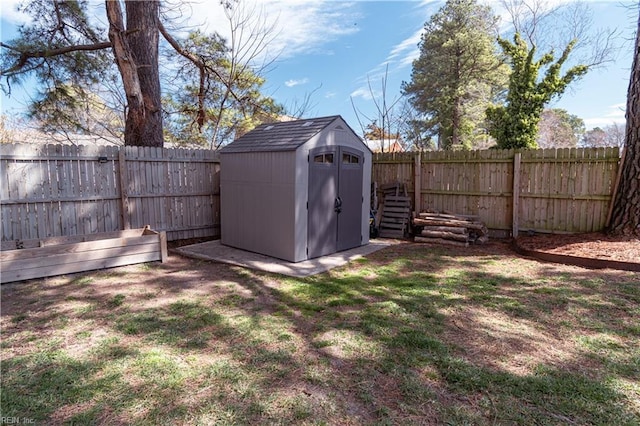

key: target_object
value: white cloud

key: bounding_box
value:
[285,78,308,87]
[583,103,626,129]
[386,29,422,68]
[350,87,373,101]
[0,0,31,24]
[2,0,361,62]
[185,0,361,62]
[349,2,432,105]
[604,103,626,117]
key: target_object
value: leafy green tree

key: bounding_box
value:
[537,108,584,148]
[162,31,283,148]
[581,127,607,147]
[28,82,124,142]
[486,33,588,149]
[1,0,280,148]
[1,0,166,146]
[399,112,436,151]
[402,0,507,150]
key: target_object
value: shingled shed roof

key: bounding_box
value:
[221,115,344,153]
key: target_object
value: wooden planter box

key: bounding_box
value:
[1,227,167,284]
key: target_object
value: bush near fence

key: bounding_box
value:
[1,144,620,245]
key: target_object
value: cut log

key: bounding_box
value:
[420,225,468,234]
[413,217,486,230]
[418,212,472,220]
[413,210,489,245]
[414,236,469,247]
[475,235,489,244]
[420,230,469,241]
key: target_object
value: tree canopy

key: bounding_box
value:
[537,108,585,148]
[581,124,625,148]
[486,33,588,149]
[162,30,283,148]
[402,0,507,150]
[1,0,281,148]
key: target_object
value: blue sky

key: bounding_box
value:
[1,0,636,135]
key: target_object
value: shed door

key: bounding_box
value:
[307,147,364,259]
[308,148,338,258]
[336,148,364,251]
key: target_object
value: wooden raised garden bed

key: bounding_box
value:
[1,226,167,284]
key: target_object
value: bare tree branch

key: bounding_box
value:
[498,0,619,68]
[1,41,112,76]
[285,83,322,119]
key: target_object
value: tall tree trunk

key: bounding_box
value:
[451,96,461,147]
[608,11,640,236]
[125,0,162,147]
[106,0,163,147]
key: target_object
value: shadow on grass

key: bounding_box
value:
[1,242,638,424]
[228,243,640,424]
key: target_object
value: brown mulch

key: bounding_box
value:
[516,232,640,264]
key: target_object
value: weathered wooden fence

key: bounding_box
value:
[1,144,220,242]
[372,147,621,236]
[1,144,621,245]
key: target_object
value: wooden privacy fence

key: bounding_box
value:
[1,144,621,247]
[372,147,621,236]
[1,144,220,243]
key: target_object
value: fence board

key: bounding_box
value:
[2,145,619,244]
[373,147,620,235]
[1,144,221,243]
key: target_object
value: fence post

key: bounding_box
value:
[118,148,131,230]
[414,151,422,214]
[512,152,521,238]
[605,146,625,228]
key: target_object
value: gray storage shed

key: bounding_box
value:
[220,115,372,262]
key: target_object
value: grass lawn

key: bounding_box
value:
[1,241,639,425]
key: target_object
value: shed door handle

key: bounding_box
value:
[334,197,342,213]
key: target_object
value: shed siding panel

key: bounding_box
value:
[221,151,297,261]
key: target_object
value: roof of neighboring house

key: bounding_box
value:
[220,115,347,153]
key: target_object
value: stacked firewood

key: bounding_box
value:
[413,211,488,246]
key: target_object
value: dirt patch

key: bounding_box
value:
[516,232,640,264]
[167,236,217,249]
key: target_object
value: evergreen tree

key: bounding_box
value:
[486,33,588,149]
[1,0,280,147]
[162,31,283,148]
[402,0,506,150]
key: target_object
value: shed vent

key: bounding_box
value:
[264,125,274,130]
[302,121,314,127]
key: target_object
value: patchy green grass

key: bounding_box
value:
[1,243,639,425]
